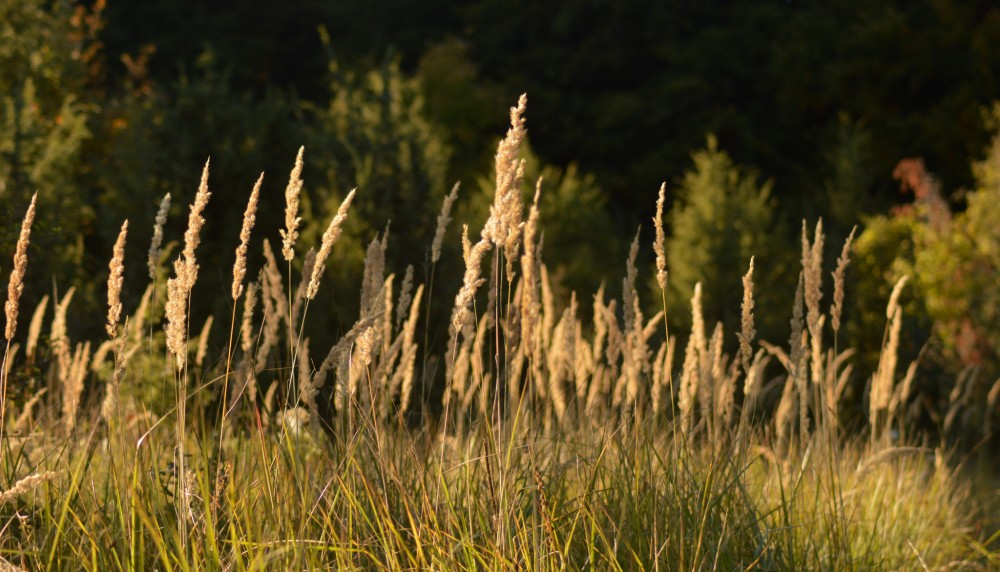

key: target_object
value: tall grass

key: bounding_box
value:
[0,97,997,571]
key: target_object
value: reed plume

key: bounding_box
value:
[255,249,284,373]
[519,180,543,359]
[25,295,49,365]
[432,182,459,264]
[0,471,60,504]
[359,232,388,318]
[738,257,755,375]
[830,226,856,336]
[395,265,414,332]
[452,225,491,334]
[181,160,211,288]
[801,219,825,386]
[240,282,258,355]
[106,221,128,338]
[103,220,129,424]
[789,272,809,439]
[484,94,527,278]
[62,341,91,434]
[280,146,304,262]
[395,285,424,415]
[871,275,908,443]
[232,173,262,300]
[307,190,356,300]
[653,183,668,290]
[148,193,171,279]
[165,160,212,370]
[5,193,37,341]
[195,315,213,370]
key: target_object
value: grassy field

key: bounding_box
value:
[0,97,997,570]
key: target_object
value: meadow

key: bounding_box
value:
[0,96,998,571]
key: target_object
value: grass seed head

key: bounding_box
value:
[232,173,262,300]
[5,193,37,341]
[148,192,171,280]
[653,182,668,290]
[280,146,305,262]
[307,189,356,300]
[106,220,128,339]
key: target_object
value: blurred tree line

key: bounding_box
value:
[1,0,999,386]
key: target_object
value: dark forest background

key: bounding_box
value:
[2,0,1000,390]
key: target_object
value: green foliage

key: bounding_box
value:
[304,57,450,274]
[296,56,453,332]
[822,115,881,228]
[853,116,1000,381]
[666,136,790,343]
[0,0,95,301]
[90,61,305,326]
[417,38,509,185]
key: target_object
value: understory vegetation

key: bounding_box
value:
[0,95,998,571]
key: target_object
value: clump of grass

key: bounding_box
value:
[0,96,995,571]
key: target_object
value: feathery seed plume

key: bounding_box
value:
[232,173,262,300]
[5,193,37,341]
[830,226,857,334]
[519,179,543,357]
[240,282,258,354]
[0,471,60,504]
[25,295,48,363]
[307,190,356,300]
[181,160,212,289]
[483,94,528,278]
[691,282,707,359]
[165,160,212,369]
[165,275,188,369]
[395,265,414,331]
[871,276,908,436]
[886,274,909,320]
[623,228,640,336]
[359,233,388,318]
[452,225,491,333]
[653,183,668,289]
[738,257,755,374]
[396,285,424,414]
[801,219,825,385]
[432,182,460,264]
[107,220,128,338]
[280,147,305,262]
[195,315,213,369]
[148,193,171,279]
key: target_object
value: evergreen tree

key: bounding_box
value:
[666,136,790,342]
